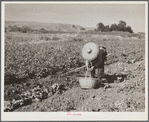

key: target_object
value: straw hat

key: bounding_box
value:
[82,42,99,61]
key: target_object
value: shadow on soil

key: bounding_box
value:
[95,73,128,89]
[104,74,127,83]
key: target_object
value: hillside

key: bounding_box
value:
[85,27,96,31]
[5,21,86,33]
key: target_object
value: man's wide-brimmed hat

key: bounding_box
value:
[82,42,99,61]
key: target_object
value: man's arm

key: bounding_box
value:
[86,60,94,71]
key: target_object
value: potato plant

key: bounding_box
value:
[5,33,145,84]
[5,35,85,84]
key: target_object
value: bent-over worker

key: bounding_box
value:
[86,46,107,80]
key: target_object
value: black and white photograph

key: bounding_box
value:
[1,1,148,121]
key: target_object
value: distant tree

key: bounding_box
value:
[95,20,133,33]
[21,26,32,33]
[119,20,127,26]
[80,27,85,30]
[6,26,12,32]
[94,29,97,32]
[97,22,105,31]
[72,25,77,29]
[110,24,118,31]
[103,25,110,32]
[118,20,127,31]
[9,25,21,32]
[126,26,133,33]
[39,28,48,34]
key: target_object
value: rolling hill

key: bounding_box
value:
[5,21,86,33]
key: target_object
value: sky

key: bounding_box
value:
[5,2,146,33]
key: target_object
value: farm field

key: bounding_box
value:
[4,32,145,112]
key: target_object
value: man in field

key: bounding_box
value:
[86,46,107,80]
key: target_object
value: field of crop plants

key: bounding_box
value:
[4,32,145,112]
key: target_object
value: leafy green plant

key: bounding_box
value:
[5,35,85,84]
[5,33,145,84]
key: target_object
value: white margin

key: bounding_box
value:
[1,1,5,118]
[2,1,148,4]
[145,1,148,117]
[1,1,148,121]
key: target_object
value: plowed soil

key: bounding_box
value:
[9,60,145,112]
[4,33,145,112]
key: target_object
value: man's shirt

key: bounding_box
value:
[90,48,107,68]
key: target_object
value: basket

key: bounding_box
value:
[78,76,99,89]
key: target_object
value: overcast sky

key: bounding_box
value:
[5,3,146,32]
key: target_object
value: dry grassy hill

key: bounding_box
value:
[85,27,96,30]
[5,21,86,33]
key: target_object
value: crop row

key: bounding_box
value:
[5,35,86,84]
[5,34,145,84]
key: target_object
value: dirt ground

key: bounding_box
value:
[5,59,145,112]
[4,32,145,112]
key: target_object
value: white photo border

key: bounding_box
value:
[1,1,148,121]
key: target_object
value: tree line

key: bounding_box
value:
[5,20,133,34]
[95,20,133,33]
